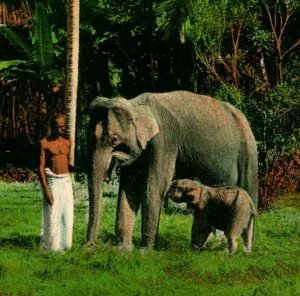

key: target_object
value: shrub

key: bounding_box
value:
[259,151,300,210]
[0,164,37,182]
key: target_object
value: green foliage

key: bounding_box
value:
[213,84,246,110]
[0,60,27,71]
[0,182,300,295]
[156,0,197,43]
[32,3,54,69]
[254,82,299,159]
[108,59,123,90]
[0,26,32,60]
[185,0,227,54]
[0,3,58,79]
[251,27,273,54]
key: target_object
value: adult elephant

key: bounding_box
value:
[86,91,258,249]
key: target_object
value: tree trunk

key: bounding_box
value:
[65,0,80,166]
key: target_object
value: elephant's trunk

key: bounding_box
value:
[86,148,112,246]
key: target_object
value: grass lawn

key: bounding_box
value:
[0,180,299,296]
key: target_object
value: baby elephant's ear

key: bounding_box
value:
[186,187,201,205]
[198,188,209,210]
[172,180,179,186]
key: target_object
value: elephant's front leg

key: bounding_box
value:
[140,152,177,249]
[115,169,141,250]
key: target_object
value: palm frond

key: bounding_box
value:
[32,2,53,69]
[0,59,36,79]
[156,0,198,43]
[0,60,27,70]
[0,25,32,59]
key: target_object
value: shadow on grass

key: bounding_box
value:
[155,236,190,251]
[163,206,193,216]
[155,231,228,252]
[0,234,40,249]
[100,230,117,245]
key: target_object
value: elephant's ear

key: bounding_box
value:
[198,188,209,210]
[186,187,201,206]
[134,105,160,150]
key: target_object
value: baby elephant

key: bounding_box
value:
[166,179,257,254]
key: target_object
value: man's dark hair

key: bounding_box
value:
[50,113,66,130]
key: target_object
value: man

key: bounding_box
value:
[38,114,74,251]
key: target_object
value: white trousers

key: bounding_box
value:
[41,168,74,251]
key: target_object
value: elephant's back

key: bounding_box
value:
[133,91,249,129]
[146,91,250,139]
[133,91,220,114]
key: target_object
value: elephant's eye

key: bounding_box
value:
[110,135,120,147]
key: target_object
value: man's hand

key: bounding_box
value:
[69,164,80,173]
[44,189,54,205]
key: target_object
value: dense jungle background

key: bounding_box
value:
[0,0,299,209]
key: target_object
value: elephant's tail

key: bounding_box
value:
[248,192,258,250]
[247,213,256,254]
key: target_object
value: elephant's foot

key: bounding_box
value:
[85,240,97,249]
[243,245,251,256]
[227,238,238,255]
[140,238,155,250]
[118,242,134,251]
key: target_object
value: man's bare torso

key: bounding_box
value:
[41,136,71,175]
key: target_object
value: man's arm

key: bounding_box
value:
[38,141,53,205]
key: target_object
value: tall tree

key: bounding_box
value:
[65,0,80,167]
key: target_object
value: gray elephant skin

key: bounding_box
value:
[87,90,258,249]
[166,179,257,254]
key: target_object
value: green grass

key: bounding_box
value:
[0,181,299,296]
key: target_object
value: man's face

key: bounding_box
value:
[52,117,65,136]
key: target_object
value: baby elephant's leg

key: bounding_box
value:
[226,234,238,254]
[227,200,252,254]
[191,215,211,251]
[226,218,245,254]
[241,215,255,255]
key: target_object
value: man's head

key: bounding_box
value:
[166,179,202,207]
[50,114,66,137]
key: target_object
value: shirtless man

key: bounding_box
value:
[38,114,74,251]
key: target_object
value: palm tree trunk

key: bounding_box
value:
[65,0,80,166]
